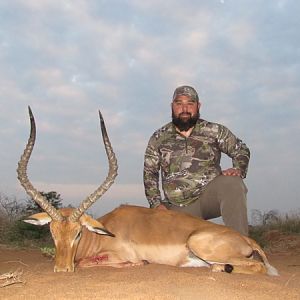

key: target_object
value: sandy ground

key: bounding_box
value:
[0,244,299,300]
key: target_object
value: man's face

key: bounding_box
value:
[171,95,200,131]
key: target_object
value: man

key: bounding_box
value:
[143,85,250,236]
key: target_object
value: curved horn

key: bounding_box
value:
[17,106,63,221]
[69,110,118,222]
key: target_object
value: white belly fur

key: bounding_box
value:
[120,243,190,266]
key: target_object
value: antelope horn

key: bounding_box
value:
[69,110,118,222]
[17,106,63,221]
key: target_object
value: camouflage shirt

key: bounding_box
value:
[143,119,250,208]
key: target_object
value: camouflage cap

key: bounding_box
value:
[172,85,199,102]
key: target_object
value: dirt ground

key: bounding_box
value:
[0,244,299,300]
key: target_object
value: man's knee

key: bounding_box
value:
[215,175,248,195]
[216,176,248,235]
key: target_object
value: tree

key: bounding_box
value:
[25,191,63,214]
[0,193,26,222]
[251,209,280,226]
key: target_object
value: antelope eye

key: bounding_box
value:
[75,231,82,241]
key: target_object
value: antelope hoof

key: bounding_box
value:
[212,263,234,273]
[224,264,234,273]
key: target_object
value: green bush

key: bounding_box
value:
[249,210,300,249]
[0,191,59,248]
[3,218,53,247]
[249,226,268,248]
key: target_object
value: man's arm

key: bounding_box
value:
[217,125,250,178]
[143,137,163,208]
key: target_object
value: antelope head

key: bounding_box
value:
[17,107,118,272]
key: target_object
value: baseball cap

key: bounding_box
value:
[172,85,199,102]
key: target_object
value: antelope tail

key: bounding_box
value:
[246,237,279,276]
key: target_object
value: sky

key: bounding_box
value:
[0,0,299,220]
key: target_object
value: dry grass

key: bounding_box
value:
[0,269,25,287]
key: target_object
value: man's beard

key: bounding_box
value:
[172,111,199,132]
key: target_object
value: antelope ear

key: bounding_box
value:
[24,212,52,225]
[80,214,115,237]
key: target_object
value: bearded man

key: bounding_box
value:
[143,85,250,235]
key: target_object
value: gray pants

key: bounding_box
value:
[167,175,249,236]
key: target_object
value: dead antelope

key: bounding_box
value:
[17,107,278,275]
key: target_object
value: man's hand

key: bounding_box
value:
[222,168,241,177]
[155,204,168,210]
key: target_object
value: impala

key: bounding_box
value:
[17,107,278,275]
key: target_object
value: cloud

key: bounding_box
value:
[1,0,300,216]
[224,21,256,50]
